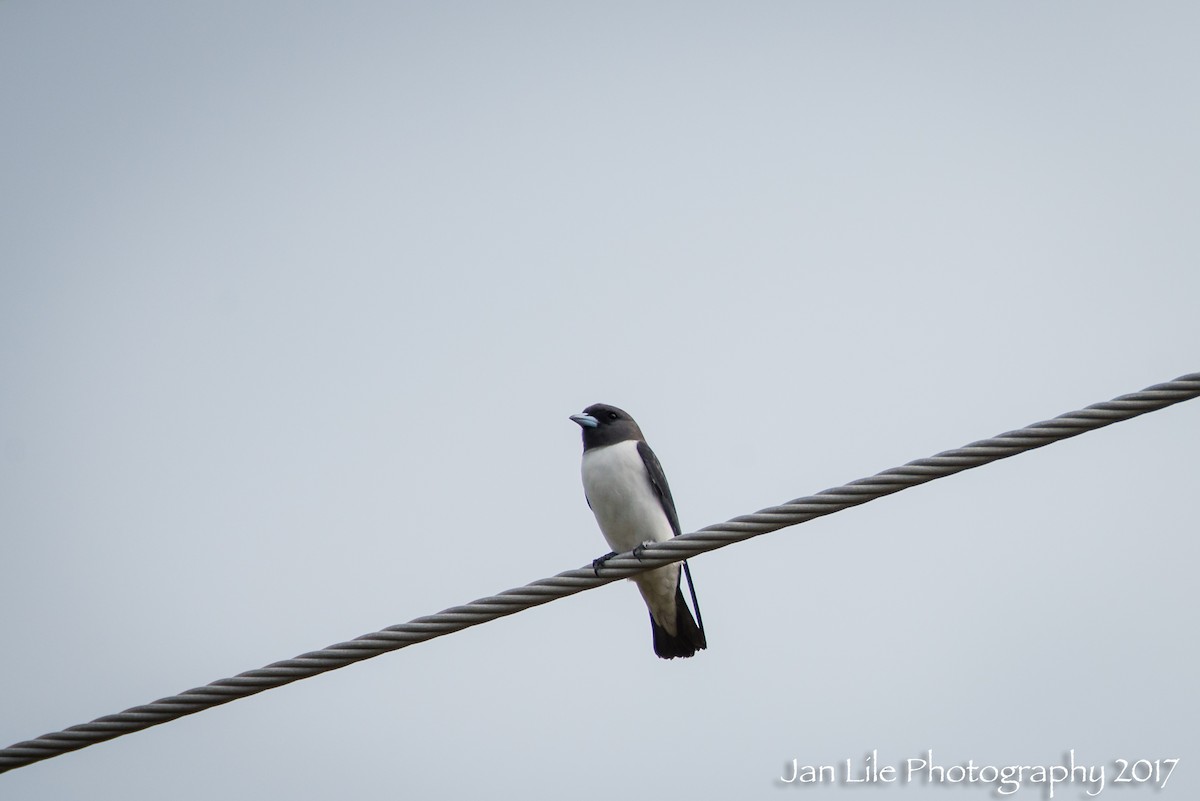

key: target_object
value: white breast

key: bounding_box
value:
[581,440,675,553]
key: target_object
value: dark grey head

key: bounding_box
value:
[569,403,645,450]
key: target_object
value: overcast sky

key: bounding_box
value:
[2,3,1198,799]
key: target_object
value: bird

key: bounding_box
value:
[570,403,706,659]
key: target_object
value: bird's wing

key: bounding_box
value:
[639,440,705,642]
[637,440,682,537]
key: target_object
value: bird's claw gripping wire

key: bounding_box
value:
[592,543,651,576]
[592,551,618,576]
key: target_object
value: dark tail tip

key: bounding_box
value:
[650,587,708,659]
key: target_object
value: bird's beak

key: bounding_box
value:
[570,413,599,429]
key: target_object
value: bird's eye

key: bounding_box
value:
[608,411,619,420]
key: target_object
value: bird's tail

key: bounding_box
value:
[650,584,707,660]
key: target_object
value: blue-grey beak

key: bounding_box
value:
[570,413,599,429]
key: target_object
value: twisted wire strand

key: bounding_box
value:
[2,372,1197,773]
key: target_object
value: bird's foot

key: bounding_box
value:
[632,542,651,561]
[592,551,618,576]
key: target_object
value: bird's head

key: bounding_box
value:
[570,403,644,447]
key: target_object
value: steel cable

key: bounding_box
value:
[1,372,1197,773]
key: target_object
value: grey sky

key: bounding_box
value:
[2,3,1197,799]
